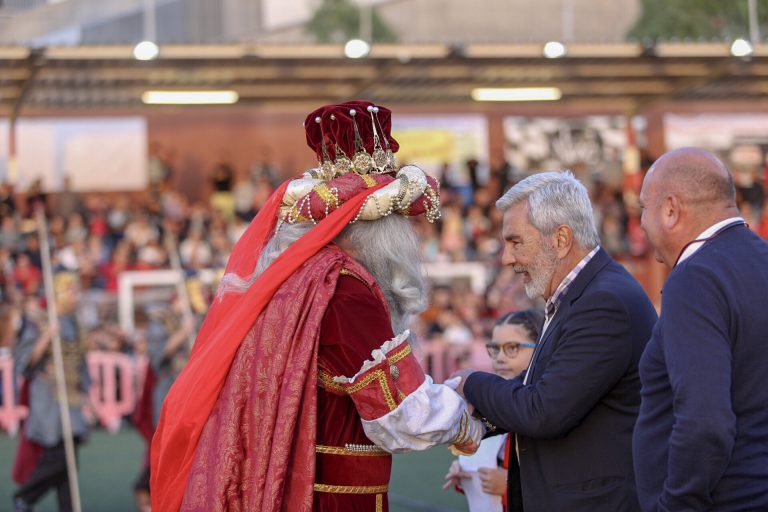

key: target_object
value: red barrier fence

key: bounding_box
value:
[1,341,490,436]
[0,354,28,437]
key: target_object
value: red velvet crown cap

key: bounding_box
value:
[304,100,399,162]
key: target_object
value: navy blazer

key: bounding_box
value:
[465,248,657,512]
[633,224,768,511]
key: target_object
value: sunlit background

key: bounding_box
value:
[1,1,768,510]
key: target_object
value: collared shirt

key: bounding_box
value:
[676,217,745,266]
[542,244,601,335]
[522,245,600,386]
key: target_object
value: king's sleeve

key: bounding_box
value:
[319,273,483,453]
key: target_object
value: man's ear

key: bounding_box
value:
[554,225,573,258]
[662,194,681,230]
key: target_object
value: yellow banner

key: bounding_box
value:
[392,129,456,164]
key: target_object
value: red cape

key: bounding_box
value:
[150,179,387,512]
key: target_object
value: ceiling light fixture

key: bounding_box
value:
[730,38,754,58]
[133,41,159,61]
[543,41,567,59]
[141,90,239,105]
[471,87,562,102]
[344,39,371,59]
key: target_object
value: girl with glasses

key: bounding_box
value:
[444,308,544,511]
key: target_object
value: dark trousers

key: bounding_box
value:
[14,442,79,512]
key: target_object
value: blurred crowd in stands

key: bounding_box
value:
[0,151,766,361]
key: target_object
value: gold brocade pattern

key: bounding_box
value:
[316,444,388,456]
[360,174,378,188]
[314,183,339,210]
[180,249,351,512]
[376,493,383,512]
[313,483,388,494]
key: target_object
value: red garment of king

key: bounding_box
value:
[150,100,484,511]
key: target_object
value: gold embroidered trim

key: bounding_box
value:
[318,344,412,411]
[316,444,389,456]
[345,370,397,411]
[318,369,347,393]
[376,493,383,512]
[314,183,338,209]
[314,483,389,494]
[451,410,470,445]
[388,344,411,364]
[339,267,368,285]
[360,174,378,188]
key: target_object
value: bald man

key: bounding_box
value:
[633,148,768,511]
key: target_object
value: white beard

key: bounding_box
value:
[515,245,559,300]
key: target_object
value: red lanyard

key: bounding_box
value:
[672,221,747,267]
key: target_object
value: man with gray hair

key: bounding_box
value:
[452,170,657,512]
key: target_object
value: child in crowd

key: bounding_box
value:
[444,308,544,511]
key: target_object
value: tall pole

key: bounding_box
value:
[749,0,760,44]
[36,208,82,512]
[360,1,372,43]
[143,0,157,42]
[164,232,196,349]
[8,49,42,185]
[8,117,17,184]
[561,0,575,42]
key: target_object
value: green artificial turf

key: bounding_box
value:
[1,428,468,511]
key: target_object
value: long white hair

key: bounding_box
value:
[217,216,427,334]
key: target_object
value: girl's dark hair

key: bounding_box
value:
[495,308,545,343]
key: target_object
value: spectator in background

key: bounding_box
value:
[52,176,82,220]
[0,182,17,220]
[444,308,543,512]
[133,298,195,512]
[232,175,255,221]
[249,147,281,188]
[147,142,172,193]
[634,148,768,511]
[64,212,88,246]
[178,229,212,270]
[99,241,132,292]
[13,273,90,512]
[0,215,19,251]
[209,158,235,221]
[11,253,41,296]
[124,213,159,249]
[106,196,131,245]
[22,234,42,270]
[467,158,481,193]
[25,179,47,217]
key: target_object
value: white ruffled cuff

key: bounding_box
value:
[332,330,410,384]
[361,375,471,453]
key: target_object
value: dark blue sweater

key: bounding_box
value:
[633,224,768,511]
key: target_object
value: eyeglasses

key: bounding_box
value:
[485,341,537,358]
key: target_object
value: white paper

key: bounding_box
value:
[458,435,505,511]
[460,472,503,512]
[458,434,504,471]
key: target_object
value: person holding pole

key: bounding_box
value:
[12,272,89,512]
